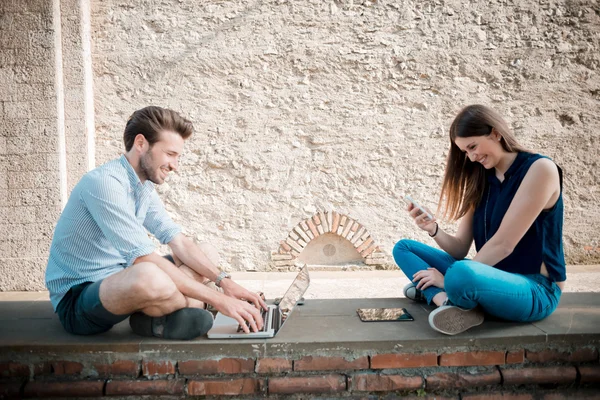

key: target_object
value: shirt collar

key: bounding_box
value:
[504,151,527,179]
[487,152,527,184]
[119,154,154,192]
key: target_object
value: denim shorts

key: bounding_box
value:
[56,280,129,335]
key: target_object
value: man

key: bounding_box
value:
[46,106,267,340]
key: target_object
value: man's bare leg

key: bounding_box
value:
[99,262,188,317]
[169,243,221,309]
[97,262,214,340]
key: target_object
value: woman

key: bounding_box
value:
[393,104,565,335]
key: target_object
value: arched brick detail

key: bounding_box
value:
[271,211,386,268]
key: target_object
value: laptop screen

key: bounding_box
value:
[277,266,310,322]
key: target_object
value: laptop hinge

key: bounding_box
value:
[273,307,282,332]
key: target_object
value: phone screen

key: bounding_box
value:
[356,307,414,322]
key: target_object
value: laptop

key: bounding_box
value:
[207,265,310,339]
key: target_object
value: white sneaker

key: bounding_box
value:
[403,282,427,303]
[428,305,484,335]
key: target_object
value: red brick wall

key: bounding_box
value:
[1,345,598,397]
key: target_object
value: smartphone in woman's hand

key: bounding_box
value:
[404,195,433,220]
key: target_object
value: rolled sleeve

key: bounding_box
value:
[80,174,156,266]
[144,191,182,244]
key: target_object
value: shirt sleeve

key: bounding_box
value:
[143,190,182,244]
[79,174,156,266]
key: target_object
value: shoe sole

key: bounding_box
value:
[429,306,484,335]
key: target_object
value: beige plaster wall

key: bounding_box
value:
[0,0,61,290]
[0,0,91,290]
[91,0,599,271]
[0,0,599,291]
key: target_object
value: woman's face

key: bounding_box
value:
[454,131,502,169]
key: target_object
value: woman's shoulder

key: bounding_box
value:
[516,152,557,172]
[521,154,561,188]
[508,152,560,186]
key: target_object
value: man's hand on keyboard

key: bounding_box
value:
[219,279,269,311]
[215,296,264,333]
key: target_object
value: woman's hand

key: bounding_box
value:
[413,268,445,290]
[407,202,437,235]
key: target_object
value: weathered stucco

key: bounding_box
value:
[0,0,599,290]
[91,0,600,271]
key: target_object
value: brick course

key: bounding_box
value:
[294,355,369,371]
[462,393,534,400]
[269,374,347,394]
[526,348,599,364]
[178,358,254,375]
[0,345,597,397]
[52,361,83,375]
[93,360,140,378]
[0,362,29,377]
[506,350,525,364]
[501,366,577,385]
[105,379,185,395]
[426,369,501,389]
[256,358,292,373]
[371,352,438,369]
[188,378,261,395]
[577,365,600,383]
[350,373,423,391]
[141,360,175,377]
[23,381,105,397]
[440,351,506,367]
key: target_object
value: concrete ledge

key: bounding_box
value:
[0,293,599,397]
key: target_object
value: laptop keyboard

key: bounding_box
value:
[237,307,269,333]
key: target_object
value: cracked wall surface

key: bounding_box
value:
[1,0,599,290]
[91,0,599,271]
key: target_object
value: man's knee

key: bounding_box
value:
[128,263,180,303]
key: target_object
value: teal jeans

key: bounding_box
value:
[393,239,562,322]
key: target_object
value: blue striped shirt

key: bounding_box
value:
[45,155,181,310]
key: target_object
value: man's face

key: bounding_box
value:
[139,130,185,184]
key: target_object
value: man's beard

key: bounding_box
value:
[140,151,162,184]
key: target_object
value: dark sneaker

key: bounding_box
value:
[403,282,427,303]
[428,305,484,335]
[129,308,214,340]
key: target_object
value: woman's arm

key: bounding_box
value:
[409,204,474,259]
[473,158,561,266]
[431,209,474,259]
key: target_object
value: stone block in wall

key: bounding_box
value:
[15,83,55,101]
[0,0,52,13]
[28,99,56,120]
[8,171,39,189]
[4,102,32,121]
[13,65,54,84]
[0,49,16,68]
[14,45,52,67]
[0,68,17,99]
[0,257,47,291]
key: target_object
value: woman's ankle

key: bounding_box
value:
[432,292,448,307]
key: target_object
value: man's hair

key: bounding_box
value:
[124,106,193,151]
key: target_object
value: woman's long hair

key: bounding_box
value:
[439,105,528,220]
